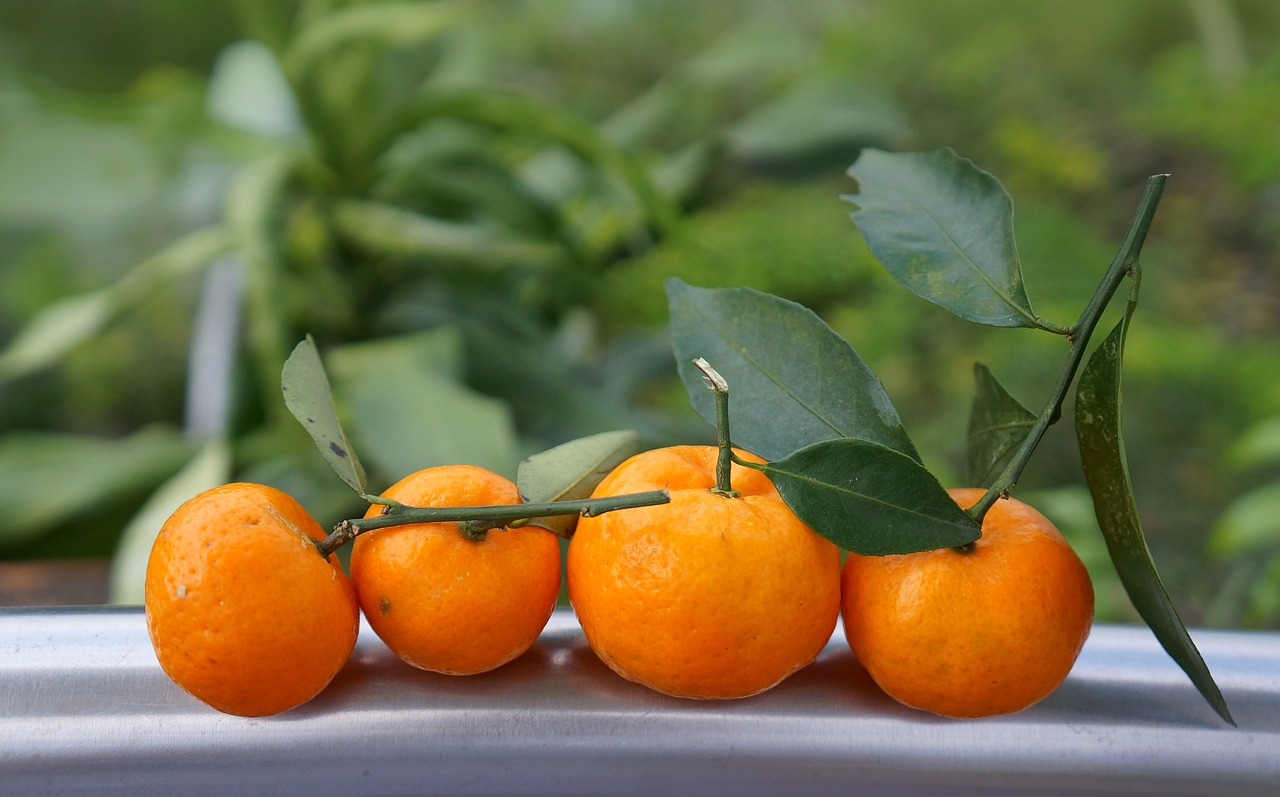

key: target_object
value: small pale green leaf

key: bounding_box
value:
[517,430,643,538]
[759,438,979,555]
[1076,307,1235,725]
[282,335,368,495]
[1208,481,1280,557]
[667,279,918,462]
[109,438,232,604]
[207,40,301,138]
[967,362,1037,486]
[845,148,1040,328]
[1226,416,1280,470]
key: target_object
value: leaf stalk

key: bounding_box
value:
[966,174,1169,522]
[693,358,740,498]
[314,489,670,557]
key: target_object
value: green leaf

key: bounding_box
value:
[329,200,564,270]
[844,148,1041,328]
[726,75,907,161]
[666,279,918,462]
[326,329,519,482]
[0,427,195,548]
[1076,307,1235,725]
[967,362,1037,486]
[1208,481,1280,557]
[282,335,369,496]
[225,152,304,417]
[282,0,472,84]
[1225,416,1280,470]
[0,227,231,380]
[109,438,232,604]
[0,291,115,380]
[387,87,678,234]
[207,40,301,138]
[517,430,643,538]
[758,438,979,555]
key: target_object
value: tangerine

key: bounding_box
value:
[349,465,561,675]
[567,445,841,699]
[841,487,1094,718]
[144,482,360,717]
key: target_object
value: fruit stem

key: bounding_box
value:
[966,173,1168,524]
[693,358,740,498]
[313,489,670,557]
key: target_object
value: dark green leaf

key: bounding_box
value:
[517,430,643,538]
[759,438,979,555]
[666,279,918,462]
[282,335,369,496]
[967,362,1037,486]
[844,148,1039,328]
[1076,308,1235,725]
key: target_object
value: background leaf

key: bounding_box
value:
[667,278,918,462]
[0,291,115,380]
[1209,481,1280,557]
[759,438,979,555]
[1076,306,1235,725]
[724,74,908,162]
[281,335,369,496]
[330,199,564,269]
[0,427,195,549]
[0,227,231,380]
[844,148,1040,328]
[517,430,642,538]
[326,328,519,483]
[282,0,472,84]
[1224,416,1280,471]
[967,362,1037,486]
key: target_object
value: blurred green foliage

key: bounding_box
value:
[0,0,1277,627]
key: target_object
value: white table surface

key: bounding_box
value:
[1,606,1276,796]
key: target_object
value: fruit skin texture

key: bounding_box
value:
[144,483,359,717]
[349,465,561,675]
[567,445,841,699]
[842,487,1094,718]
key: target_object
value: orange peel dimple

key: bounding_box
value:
[567,445,842,700]
[349,465,562,676]
[841,487,1095,718]
[144,482,360,717]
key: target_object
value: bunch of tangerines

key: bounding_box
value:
[144,363,1093,720]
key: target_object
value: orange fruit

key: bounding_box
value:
[144,482,359,717]
[841,487,1094,718]
[349,465,561,675]
[567,445,841,699]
